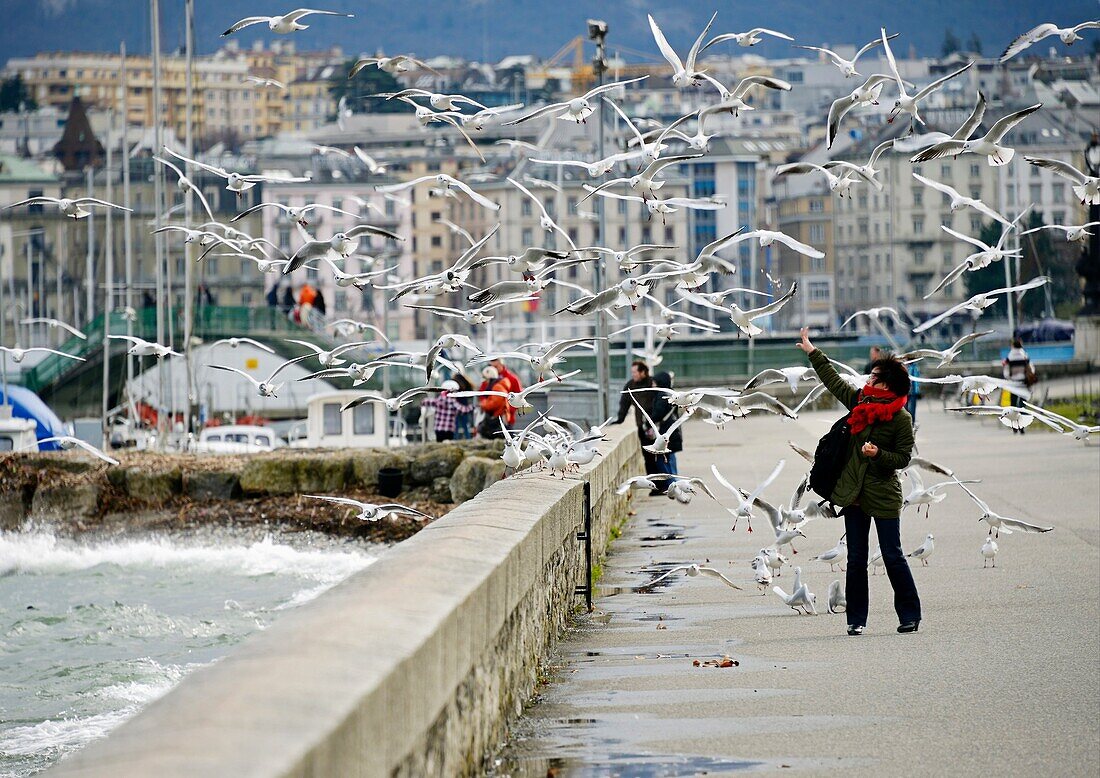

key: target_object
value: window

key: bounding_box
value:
[664,225,675,242]
[941,163,952,178]
[617,198,626,214]
[1052,183,1065,203]
[943,248,953,267]
[431,235,442,247]
[323,403,342,436]
[567,196,577,214]
[1030,164,1041,177]
[1006,183,1016,204]
[641,226,651,243]
[809,281,830,302]
[809,198,824,213]
[331,197,342,212]
[521,200,531,217]
[913,279,926,297]
[914,250,925,266]
[912,217,924,234]
[543,198,555,217]
[1029,184,1041,203]
[971,216,982,232]
[809,224,825,243]
[618,226,626,243]
[969,163,981,178]
[912,188,923,206]
[352,405,375,435]
[1052,210,1065,224]
[521,228,532,245]
[858,219,868,237]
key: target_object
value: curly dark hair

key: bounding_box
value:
[870,356,912,397]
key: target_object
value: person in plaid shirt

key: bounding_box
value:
[421,380,471,442]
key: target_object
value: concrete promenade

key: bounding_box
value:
[497,405,1100,776]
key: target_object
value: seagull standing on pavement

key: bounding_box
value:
[828,580,847,614]
[906,534,935,566]
[981,537,999,568]
[813,537,848,571]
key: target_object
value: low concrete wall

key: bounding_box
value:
[50,426,642,778]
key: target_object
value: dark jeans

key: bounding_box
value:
[652,452,678,492]
[906,394,918,422]
[843,506,922,628]
[454,413,471,440]
[435,430,455,442]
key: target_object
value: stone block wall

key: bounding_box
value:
[48,426,642,778]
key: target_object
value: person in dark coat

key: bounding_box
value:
[612,361,657,477]
[649,370,682,494]
[798,327,921,637]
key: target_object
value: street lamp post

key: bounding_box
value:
[588,18,611,421]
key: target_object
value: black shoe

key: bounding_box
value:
[847,625,864,636]
[897,621,920,634]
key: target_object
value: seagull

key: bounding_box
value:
[912,173,1011,226]
[910,103,1043,166]
[207,356,310,398]
[19,317,87,341]
[580,153,703,204]
[711,459,786,533]
[326,319,389,342]
[376,173,499,211]
[702,27,794,50]
[21,436,119,465]
[502,77,648,125]
[1023,157,1100,205]
[906,534,935,566]
[773,569,817,615]
[761,547,788,576]
[870,547,885,575]
[380,88,486,112]
[822,139,896,191]
[880,27,973,131]
[221,8,353,36]
[893,88,988,155]
[629,397,694,456]
[914,373,1032,401]
[0,345,84,364]
[108,335,180,358]
[424,333,481,381]
[903,469,980,516]
[812,537,848,572]
[208,337,274,354]
[242,76,285,89]
[341,385,446,413]
[351,146,388,175]
[471,338,596,380]
[507,177,576,247]
[530,149,646,178]
[914,277,1050,332]
[647,11,718,87]
[641,563,742,591]
[796,33,898,78]
[311,144,352,158]
[285,338,377,368]
[1021,401,1100,442]
[5,196,131,220]
[743,366,817,394]
[775,162,859,198]
[730,230,823,259]
[957,483,1054,537]
[751,554,774,592]
[946,404,1066,432]
[1001,20,1100,61]
[924,213,1033,299]
[162,147,310,197]
[981,537,998,568]
[232,201,360,227]
[349,55,439,77]
[697,74,792,118]
[283,224,403,274]
[405,297,537,326]
[302,495,433,522]
[460,103,525,131]
[825,74,899,148]
[494,139,542,155]
[840,306,903,331]
[452,370,581,413]
[153,155,217,221]
[827,580,847,614]
[727,282,799,337]
[611,320,717,341]
[1021,221,1100,243]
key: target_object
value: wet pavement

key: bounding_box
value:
[493,407,1100,776]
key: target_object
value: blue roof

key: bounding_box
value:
[0,385,67,449]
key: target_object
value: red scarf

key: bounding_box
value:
[846,384,907,434]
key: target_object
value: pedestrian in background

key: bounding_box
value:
[613,361,658,478]
[1002,337,1033,432]
[650,370,683,494]
[421,380,466,442]
[476,366,510,439]
[452,373,475,440]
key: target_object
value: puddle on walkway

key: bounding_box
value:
[493,751,761,777]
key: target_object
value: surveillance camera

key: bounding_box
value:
[587,19,608,39]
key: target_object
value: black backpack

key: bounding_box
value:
[809,414,851,502]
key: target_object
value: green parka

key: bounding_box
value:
[807,348,914,518]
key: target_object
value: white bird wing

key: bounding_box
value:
[913,61,973,102]
[985,103,1043,143]
[744,282,798,318]
[221,15,271,35]
[1023,157,1088,184]
[446,177,499,211]
[1001,23,1058,60]
[768,231,824,258]
[913,172,960,200]
[641,565,691,589]
[941,224,990,250]
[697,566,743,590]
[999,516,1054,533]
[63,439,119,465]
[913,298,974,333]
[602,97,647,149]
[747,459,785,504]
[647,14,685,73]
[953,90,988,139]
[583,76,648,101]
[304,494,369,510]
[879,27,905,91]
[826,93,859,149]
[207,364,262,388]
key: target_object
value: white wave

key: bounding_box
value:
[0,708,136,757]
[0,532,375,584]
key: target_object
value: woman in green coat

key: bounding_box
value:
[797,328,922,636]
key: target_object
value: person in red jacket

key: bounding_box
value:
[476,366,511,438]
[489,358,521,427]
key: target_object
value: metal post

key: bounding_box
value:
[574,480,593,612]
[1,233,7,408]
[183,0,197,437]
[102,110,114,448]
[121,42,135,390]
[589,19,611,420]
[85,165,94,325]
[151,0,167,444]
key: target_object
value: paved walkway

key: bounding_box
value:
[496,404,1100,776]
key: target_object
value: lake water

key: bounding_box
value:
[0,528,377,777]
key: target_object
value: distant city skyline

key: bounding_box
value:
[2,1,1098,63]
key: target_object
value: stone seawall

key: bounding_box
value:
[48,426,643,777]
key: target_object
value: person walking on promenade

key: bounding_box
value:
[476,366,511,439]
[612,361,658,478]
[649,370,683,494]
[1002,337,1033,432]
[421,380,467,442]
[796,327,921,636]
[906,360,921,425]
[490,358,521,429]
[451,373,475,440]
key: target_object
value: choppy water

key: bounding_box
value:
[0,529,377,777]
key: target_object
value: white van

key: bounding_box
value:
[195,424,284,454]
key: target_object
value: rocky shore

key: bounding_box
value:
[0,440,508,543]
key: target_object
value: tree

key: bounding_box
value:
[0,75,37,113]
[941,29,962,57]
[966,32,983,55]
[328,59,404,115]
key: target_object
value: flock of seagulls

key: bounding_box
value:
[2,11,1097,544]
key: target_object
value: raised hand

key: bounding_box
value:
[796,327,815,354]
